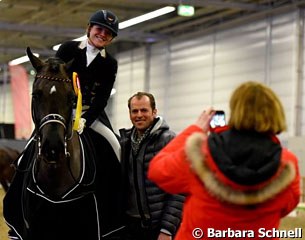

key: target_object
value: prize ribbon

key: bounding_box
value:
[72,72,82,130]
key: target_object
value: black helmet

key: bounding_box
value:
[89,10,119,37]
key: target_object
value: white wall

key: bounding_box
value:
[112,48,146,132]
[287,136,305,176]
[0,84,14,123]
[112,10,302,143]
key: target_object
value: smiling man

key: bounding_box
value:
[119,92,185,240]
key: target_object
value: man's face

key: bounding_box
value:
[88,25,113,48]
[129,96,157,135]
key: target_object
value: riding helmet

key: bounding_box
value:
[89,10,119,37]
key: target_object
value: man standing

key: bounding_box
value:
[120,92,184,240]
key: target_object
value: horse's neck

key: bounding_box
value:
[65,132,82,178]
[33,131,83,199]
[68,132,81,161]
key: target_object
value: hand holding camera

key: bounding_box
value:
[195,108,226,133]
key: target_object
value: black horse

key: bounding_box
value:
[3,48,123,240]
[0,147,19,192]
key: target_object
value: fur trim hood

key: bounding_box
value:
[185,129,296,205]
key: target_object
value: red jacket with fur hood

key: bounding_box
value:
[148,125,300,240]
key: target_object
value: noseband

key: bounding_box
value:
[39,114,67,132]
[37,114,72,158]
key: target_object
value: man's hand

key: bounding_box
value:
[77,118,86,134]
[157,232,172,240]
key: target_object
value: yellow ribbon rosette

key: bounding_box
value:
[72,72,82,131]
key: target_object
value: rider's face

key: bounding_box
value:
[88,25,113,48]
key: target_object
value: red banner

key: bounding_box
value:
[9,65,32,139]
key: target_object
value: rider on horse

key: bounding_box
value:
[55,10,123,237]
[3,45,123,240]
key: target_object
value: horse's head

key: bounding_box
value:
[27,47,81,199]
[28,47,75,160]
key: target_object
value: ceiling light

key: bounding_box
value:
[53,6,176,51]
[119,6,175,29]
[178,5,195,17]
[8,53,39,66]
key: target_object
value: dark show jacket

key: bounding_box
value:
[55,40,118,129]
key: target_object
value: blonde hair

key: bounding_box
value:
[228,81,287,134]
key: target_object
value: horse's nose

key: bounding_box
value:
[41,133,65,161]
[47,148,59,160]
[42,141,65,161]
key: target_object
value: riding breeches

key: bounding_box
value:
[90,120,121,162]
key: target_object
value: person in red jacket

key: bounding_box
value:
[148,81,301,240]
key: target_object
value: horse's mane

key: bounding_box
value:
[46,57,65,64]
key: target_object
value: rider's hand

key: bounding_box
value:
[77,118,86,134]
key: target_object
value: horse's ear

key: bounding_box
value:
[26,47,44,72]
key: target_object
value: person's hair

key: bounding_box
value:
[128,92,156,110]
[86,25,91,37]
[228,81,287,134]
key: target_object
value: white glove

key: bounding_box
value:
[77,118,86,134]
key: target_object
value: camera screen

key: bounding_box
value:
[210,111,226,128]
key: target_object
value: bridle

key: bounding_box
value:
[30,73,86,196]
[32,74,74,159]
